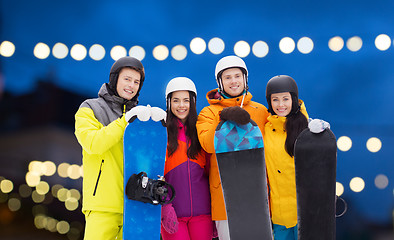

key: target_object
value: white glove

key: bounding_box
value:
[150,107,167,122]
[125,105,151,122]
[308,118,330,134]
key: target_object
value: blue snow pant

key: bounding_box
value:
[273,223,298,240]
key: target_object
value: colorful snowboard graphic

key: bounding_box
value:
[294,128,337,240]
[214,120,273,239]
[123,116,167,240]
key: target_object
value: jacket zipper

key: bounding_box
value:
[93,160,104,196]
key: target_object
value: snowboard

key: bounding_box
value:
[123,118,167,240]
[294,128,337,240]
[214,120,273,240]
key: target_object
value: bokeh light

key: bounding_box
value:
[42,161,57,176]
[58,163,70,178]
[26,171,41,187]
[375,34,391,51]
[0,40,15,57]
[34,215,47,229]
[349,177,365,192]
[190,37,206,55]
[297,37,314,54]
[68,164,82,180]
[65,198,79,211]
[252,41,269,58]
[110,45,127,60]
[374,174,389,189]
[234,41,250,58]
[8,198,21,211]
[337,136,352,151]
[19,184,32,198]
[70,44,87,61]
[208,37,225,55]
[57,188,69,202]
[129,46,146,60]
[89,44,106,61]
[171,45,187,61]
[32,190,45,203]
[336,182,344,196]
[57,220,70,234]
[0,179,13,193]
[279,37,295,54]
[346,36,363,52]
[52,43,68,59]
[46,217,58,232]
[34,42,50,59]
[366,137,382,152]
[328,36,344,52]
[152,45,169,61]
[36,181,50,195]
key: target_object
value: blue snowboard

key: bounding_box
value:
[294,128,337,240]
[123,118,167,240]
[214,120,273,239]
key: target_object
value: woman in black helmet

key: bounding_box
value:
[264,75,330,240]
[75,56,146,240]
[264,75,308,240]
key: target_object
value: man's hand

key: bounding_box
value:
[220,106,251,125]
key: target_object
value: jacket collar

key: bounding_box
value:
[205,88,253,107]
[98,83,138,112]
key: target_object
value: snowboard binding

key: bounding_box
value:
[126,172,175,205]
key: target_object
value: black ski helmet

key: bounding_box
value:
[108,56,145,97]
[266,75,299,115]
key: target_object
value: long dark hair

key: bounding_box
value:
[284,93,308,157]
[166,91,202,159]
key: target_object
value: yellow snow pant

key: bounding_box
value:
[84,211,123,240]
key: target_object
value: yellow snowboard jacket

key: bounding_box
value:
[263,100,308,228]
[75,84,135,214]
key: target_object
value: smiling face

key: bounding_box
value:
[221,67,245,97]
[116,67,141,100]
[271,92,292,117]
[170,90,190,123]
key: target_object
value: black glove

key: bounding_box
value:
[219,106,251,125]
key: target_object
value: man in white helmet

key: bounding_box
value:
[196,55,269,240]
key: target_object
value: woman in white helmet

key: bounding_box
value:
[196,56,270,240]
[161,77,213,240]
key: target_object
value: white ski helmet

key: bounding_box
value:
[214,55,248,94]
[165,77,197,109]
[165,77,197,99]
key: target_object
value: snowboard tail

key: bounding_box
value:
[294,128,337,240]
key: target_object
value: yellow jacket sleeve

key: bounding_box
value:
[74,107,128,155]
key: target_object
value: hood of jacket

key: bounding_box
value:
[98,83,138,114]
[205,88,253,107]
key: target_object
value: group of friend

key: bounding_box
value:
[74,55,327,240]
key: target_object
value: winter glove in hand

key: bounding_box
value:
[308,118,330,133]
[150,107,167,122]
[220,106,251,125]
[125,105,151,123]
[161,204,179,234]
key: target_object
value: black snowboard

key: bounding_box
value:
[294,128,337,240]
[214,120,273,239]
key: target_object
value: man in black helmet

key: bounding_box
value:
[75,56,146,240]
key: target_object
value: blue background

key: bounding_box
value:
[0,0,393,239]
